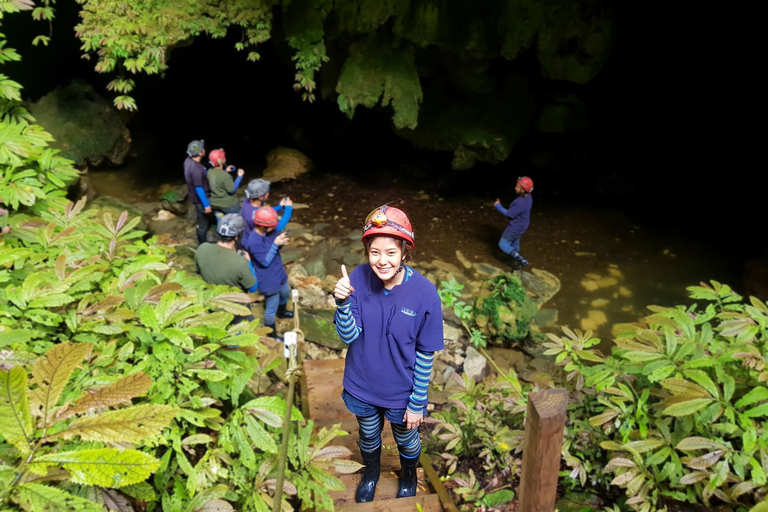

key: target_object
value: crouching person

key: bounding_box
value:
[194,213,258,324]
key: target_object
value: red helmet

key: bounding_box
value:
[361,205,414,248]
[209,149,226,166]
[253,206,278,227]
[517,176,534,193]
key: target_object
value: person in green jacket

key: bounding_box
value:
[207,148,245,215]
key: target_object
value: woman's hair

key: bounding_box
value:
[364,236,412,263]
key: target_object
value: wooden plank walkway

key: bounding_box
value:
[302,358,447,512]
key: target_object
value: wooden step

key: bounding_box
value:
[334,492,443,512]
[329,470,430,506]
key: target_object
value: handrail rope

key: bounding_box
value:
[272,290,303,512]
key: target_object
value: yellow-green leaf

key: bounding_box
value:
[660,378,709,397]
[0,328,32,348]
[50,404,177,443]
[662,398,713,417]
[0,366,32,451]
[18,482,105,512]
[600,441,624,451]
[30,342,92,426]
[682,370,719,398]
[57,372,152,420]
[624,439,666,454]
[676,437,728,452]
[32,448,162,487]
[29,293,75,308]
[306,464,345,491]
[162,328,193,349]
[736,386,768,409]
[589,409,618,427]
[186,369,228,382]
[744,403,768,418]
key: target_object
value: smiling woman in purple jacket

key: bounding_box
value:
[333,205,444,503]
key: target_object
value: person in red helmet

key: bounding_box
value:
[243,206,293,340]
[333,205,444,503]
[494,176,534,269]
[207,148,245,215]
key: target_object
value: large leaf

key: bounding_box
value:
[676,437,728,452]
[0,366,32,451]
[623,439,666,454]
[50,404,178,442]
[735,386,768,409]
[660,378,709,397]
[244,414,279,453]
[32,448,162,487]
[0,327,31,348]
[306,464,345,491]
[30,342,92,425]
[192,499,234,512]
[682,370,719,398]
[18,482,105,512]
[29,293,75,308]
[57,372,153,420]
[96,487,134,512]
[662,398,713,417]
[183,484,230,512]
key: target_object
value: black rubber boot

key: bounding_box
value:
[265,322,283,342]
[355,447,381,503]
[396,453,419,498]
[277,303,294,319]
[511,252,529,270]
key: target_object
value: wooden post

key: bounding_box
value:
[518,388,568,512]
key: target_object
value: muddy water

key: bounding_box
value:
[84,164,743,346]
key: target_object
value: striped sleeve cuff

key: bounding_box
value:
[408,350,434,414]
[335,302,361,344]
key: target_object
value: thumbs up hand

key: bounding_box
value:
[334,265,355,301]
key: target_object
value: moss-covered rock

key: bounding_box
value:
[473,272,537,344]
[536,0,615,84]
[28,81,131,169]
[535,93,591,133]
[336,33,423,130]
[396,76,535,170]
[262,147,313,182]
[299,308,346,350]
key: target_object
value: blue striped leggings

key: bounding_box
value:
[356,414,421,458]
[342,390,421,458]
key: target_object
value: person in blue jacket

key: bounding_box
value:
[183,139,216,244]
[241,179,293,246]
[494,176,534,269]
[333,205,444,503]
[243,206,293,340]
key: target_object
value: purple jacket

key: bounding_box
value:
[496,194,532,235]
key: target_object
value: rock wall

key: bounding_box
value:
[28,81,131,170]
